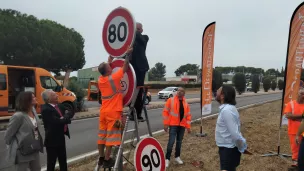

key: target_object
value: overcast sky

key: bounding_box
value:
[1,0,303,76]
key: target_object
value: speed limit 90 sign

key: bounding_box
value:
[102,7,136,57]
[134,137,166,171]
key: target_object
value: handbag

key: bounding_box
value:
[17,113,42,156]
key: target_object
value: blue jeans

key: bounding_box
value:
[165,126,185,160]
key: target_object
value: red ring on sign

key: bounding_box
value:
[110,59,136,106]
[102,7,135,57]
[134,137,166,171]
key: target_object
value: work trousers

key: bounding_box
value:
[288,134,302,161]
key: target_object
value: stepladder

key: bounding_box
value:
[112,86,153,171]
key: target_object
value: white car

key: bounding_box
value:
[158,87,178,99]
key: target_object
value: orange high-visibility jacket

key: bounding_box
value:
[163,96,191,128]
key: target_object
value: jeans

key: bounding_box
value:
[165,126,185,160]
[298,137,304,170]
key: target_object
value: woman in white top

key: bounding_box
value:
[4,92,44,171]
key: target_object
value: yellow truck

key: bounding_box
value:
[0,65,77,117]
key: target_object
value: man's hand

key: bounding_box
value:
[187,128,191,134]
[244,149,253,155]
[285,114,295,120]
[108,55,114,63]
[164,125,169,132]
[126,46,133,55]
[296,136,301,145]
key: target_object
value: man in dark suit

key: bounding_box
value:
[129,22,149,121]
[41,89,74,171]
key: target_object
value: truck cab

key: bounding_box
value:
[0,65,77,116]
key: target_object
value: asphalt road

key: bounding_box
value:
[0,93,282,167]
[84,94,200,108]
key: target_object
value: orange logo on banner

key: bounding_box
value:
[201,22,216,115]
[283,5,304,110]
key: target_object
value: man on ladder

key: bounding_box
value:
[95,46,133,169]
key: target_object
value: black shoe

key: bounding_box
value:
[129,115,134,121]
[103,158,115,168]
[138,116,145,122]
[98,157,104,166]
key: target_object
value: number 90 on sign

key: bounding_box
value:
[141,145,162,171]
[107,16,128,50]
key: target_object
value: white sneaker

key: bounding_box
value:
[175,157,183,165]
[165,159,170,168]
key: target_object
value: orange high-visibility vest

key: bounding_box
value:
[163,96,191,128]
[98,68,124,113]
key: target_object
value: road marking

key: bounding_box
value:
[41,98,281,170]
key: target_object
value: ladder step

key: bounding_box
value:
[126,129,136,133]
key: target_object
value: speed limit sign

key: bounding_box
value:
[134,137,166,171]
[102,7,136,57]
[110,59,136,107]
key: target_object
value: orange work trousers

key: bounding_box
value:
[98,112,122,146]
[288,134,303,160]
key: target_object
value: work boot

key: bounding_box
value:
[103,158,115,168]
[94,157,104,171]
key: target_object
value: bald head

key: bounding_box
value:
[136,22,143,33]
[298,88,304,102]
[98,62,112,76]
[177,87,185,98]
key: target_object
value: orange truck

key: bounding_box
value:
[87,81,152,105]
[0,65,77,117]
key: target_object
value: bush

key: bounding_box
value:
[251,74,260,93]
[263,77,271,92]
[232,73,246,95]
[271,80,277,91]
[67,80,85,112]
[278,79,284,90]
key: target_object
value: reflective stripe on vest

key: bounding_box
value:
[291,101,294,114]
[170,98,187,119]
[101,75,121,100]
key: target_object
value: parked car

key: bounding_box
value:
[247,82,252,91]
[158,87,178,99]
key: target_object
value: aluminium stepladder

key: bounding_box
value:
[113,86,153,171]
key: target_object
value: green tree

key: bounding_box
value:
[251,74,260,93]
[265,68,278,76]
[263,77,271,92]
[271,80,277,91]
[213,69,223,90]
[148,62,166,81]
[67,80,85,112]
[174,64,199,76]
[278,79,284,90]
[232,73,246,95]
[0,9,86,75]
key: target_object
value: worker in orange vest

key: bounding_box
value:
[284,88,304,168]
[163,87,191,168]
[95,46,133,169]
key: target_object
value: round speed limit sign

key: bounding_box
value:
[102,7,136,57]
[134,137,166,171]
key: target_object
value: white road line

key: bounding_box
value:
[41,98,280,170]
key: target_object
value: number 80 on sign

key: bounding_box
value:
[134,137,166,171]
[102,7,136,58]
